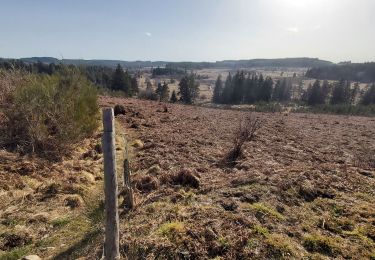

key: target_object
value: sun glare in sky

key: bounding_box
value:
[0,0,374,62]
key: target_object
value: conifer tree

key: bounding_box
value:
[256,75,273,102]
[178,73,200,104]
[212,75,223,103]
[331,79,351,104]
[231,71,245,104]
[112,64,131,94]
[170,90,178,103]
[221,73,233,104]
[244,74,256,103]
[307,80,324,105]
[156,82,163,97]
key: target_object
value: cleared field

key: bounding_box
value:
[97,96,375,259]
[1,95,373,259]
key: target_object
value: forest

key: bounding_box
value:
[306,62,375,83]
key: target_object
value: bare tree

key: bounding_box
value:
[222,114,261,167]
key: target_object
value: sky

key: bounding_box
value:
[0,0,374,62]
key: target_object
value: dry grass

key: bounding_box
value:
[97,96,375,259]
[2,95,375,259]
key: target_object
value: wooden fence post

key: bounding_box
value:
[123,143,134,209]
[102,108,120,259]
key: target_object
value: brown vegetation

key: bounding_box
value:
[99,96,375,259]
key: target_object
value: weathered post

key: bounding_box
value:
[123,143,134,209]
[102,108,120,259]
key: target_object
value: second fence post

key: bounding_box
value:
[102,108,120,259]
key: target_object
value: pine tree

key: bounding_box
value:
[244,74,256,103]
[112,64,130,93]
[170,90,178,103]
[231,71,245,104]
[257,75,273,102]
[273,78,292,102]
[331,79,351,104]
[178,73,200,104]
[221,73,233,104]
[307,80,325,105]
[212,75,223,103]
[156,82,163,97]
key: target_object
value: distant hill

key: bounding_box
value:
[17,57,166,68]
[1,57,333,69]
[166,58,333,69]
[306,62,375,83]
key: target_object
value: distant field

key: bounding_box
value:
[144,68,370,104]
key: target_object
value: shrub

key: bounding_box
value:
[0,68,99,159]
[114,104,126,116]
[138,88,158,101]
[222,114,261,167]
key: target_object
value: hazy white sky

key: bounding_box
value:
[0,0,374,62]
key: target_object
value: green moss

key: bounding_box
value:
[253,224,270,237]
[249,203,285,220]
[303,234,340,257]
[343,226,374,245]
[157,221,185,240]
[266,233,295,258]
[51,217,71,228]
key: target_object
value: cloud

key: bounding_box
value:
[144,32,152,37]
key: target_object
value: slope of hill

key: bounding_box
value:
[165,58,333,70]
[1,96,374,259]
[0,57,333,69]
[306,62,375,83]
[96,97,375,259]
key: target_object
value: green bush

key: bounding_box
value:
[0,68,99,159]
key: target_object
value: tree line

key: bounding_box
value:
[213,71,278,104]
[213,71,375,106]
[306,62,375,83]
[152,66,185,77]
[0,60,139,96]
[305,79,375,106]
[140,72,199,104]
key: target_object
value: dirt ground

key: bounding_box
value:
[0,96,374,259]
[98,96,375,259]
